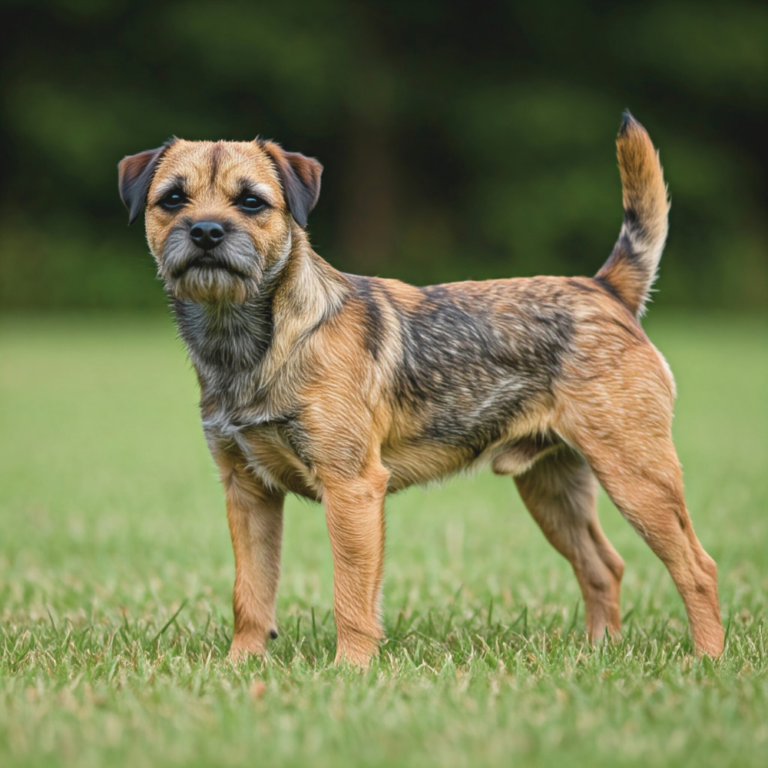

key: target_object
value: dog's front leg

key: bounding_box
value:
[214,452,285,661]
[323,463,389,666]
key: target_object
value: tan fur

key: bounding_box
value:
[596,113,670,316]
[514,446,624,640]
[554,296,723,654]
[119,116,723,666]
[215,450,284,659]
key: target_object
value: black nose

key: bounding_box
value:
[190,221,226,250]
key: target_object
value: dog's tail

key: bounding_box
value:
[595,111,669,317]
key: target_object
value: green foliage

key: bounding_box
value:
[1,1,767,309]
[0,312,766,766]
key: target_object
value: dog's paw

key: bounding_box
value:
[227,631,273,663]
[333,631,381,668]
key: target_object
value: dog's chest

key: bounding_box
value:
[203,407,319,499]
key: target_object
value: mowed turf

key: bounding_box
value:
[0,312,766,768]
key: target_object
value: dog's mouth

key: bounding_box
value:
[173,254,248,279]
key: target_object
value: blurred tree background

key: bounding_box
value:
[0,0,766,310]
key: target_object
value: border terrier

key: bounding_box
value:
[118,112,724,665]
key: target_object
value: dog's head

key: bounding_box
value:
[118,139,322,303]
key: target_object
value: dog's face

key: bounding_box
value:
[118,139,322,303]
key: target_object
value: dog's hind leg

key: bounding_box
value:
[561,350,724,656]
[512,446,625,640]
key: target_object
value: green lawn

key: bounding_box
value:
[1,312,766,768]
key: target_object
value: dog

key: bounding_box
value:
[118,112,724,665]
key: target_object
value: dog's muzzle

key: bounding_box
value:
[160,226,264,303]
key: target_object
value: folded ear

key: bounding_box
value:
[261,140,323,228]
[118,140,175,225]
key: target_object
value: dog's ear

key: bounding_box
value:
[118,140,175,225]
[261,140,323,228]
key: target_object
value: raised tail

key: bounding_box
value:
[596,111,670,317]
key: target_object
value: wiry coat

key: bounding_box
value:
[118,113,723,665]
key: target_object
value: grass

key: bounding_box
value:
[0,311,766,768]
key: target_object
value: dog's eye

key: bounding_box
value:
[159,189,188,211]
[237,193,267,213]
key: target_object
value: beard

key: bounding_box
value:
[160,227,264,304]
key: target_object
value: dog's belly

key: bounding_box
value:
[382,430,560,491]
[382,439,481,490]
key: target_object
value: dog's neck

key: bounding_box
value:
[174,292,274,375]
[173,229,347,408]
